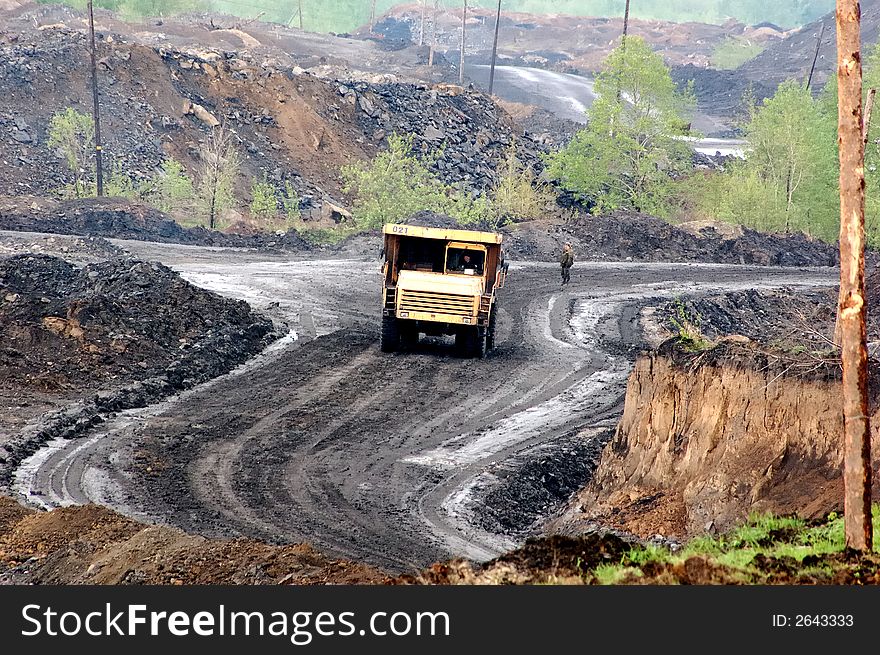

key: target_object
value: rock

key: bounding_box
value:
[11,129,32,143]
[189,103,220,128]
[422,125,445,142]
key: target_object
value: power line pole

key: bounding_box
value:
[419,0,426,46]
[488,0,502,95]
[459,0,466,86]
[428,0,438,66]
[299,0,304,30]
[622,0,630,44]
[835,0,873,552]
[87,0,104,196]
[806,21,826,90]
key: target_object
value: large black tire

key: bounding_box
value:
[399,321,419,350]
[456,325,487,358]
[380,315,400,352]
[486,309,497,352]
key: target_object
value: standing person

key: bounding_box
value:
[560,242,574,285]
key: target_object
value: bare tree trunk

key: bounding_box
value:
[459,0,467,86]
[836,0,873,552]
[488,0,502,95]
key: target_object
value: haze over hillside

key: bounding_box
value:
[31,0,834,34]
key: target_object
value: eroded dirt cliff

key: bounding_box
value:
[554,341,880,540]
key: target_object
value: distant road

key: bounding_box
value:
[467,64,596,124]
[468,63,744,155]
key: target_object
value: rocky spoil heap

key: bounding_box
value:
[341,80,545,193]
[0,253,274,390]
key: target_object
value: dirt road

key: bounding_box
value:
[13,240,835,573]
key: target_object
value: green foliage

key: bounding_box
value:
[154,158,195,216]
[546,36,695,215]
[47,107,95,198]
[686,79,841,242]
[250,174,278,221]
[282,180,302,222]
[490,143,554,228]
[197,125,241,229]
[669,298,711,351]
[103,166,143,200]
[341,133,491,230]
[38,1,828,36]
[711,37,765,70]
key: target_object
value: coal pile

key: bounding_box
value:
[0,198,313,250]
[503,211,841,267]
[0,253,274,390]
[338,81,546,193]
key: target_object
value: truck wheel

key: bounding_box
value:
[380,315,400,352]
[400,322,419,349]
[486,310,497,351]
[457,325,487,358]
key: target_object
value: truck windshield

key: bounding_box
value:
[446,248,484,275]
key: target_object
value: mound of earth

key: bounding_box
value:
[0,252,274,486]
[504,212,840,267]
[1,230,127,263]
[0,197,312,250]
[1,253,273,390]
[0,496,384,584]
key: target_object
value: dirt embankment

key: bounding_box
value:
[0,250,275,487]
[0,496,384,584]
[0,197,313,250]
[554,340,880,541]
[504,213,840,267]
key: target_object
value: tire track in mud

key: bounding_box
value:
[14,247,837,572]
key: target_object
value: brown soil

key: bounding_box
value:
[0,495,385,584]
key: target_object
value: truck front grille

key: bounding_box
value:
[398,290,474,317]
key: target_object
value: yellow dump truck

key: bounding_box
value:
[380,223,509,357]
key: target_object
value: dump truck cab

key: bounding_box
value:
[380,223,508,357]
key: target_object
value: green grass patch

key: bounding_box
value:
[711,37,765,70]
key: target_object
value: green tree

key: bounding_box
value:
[47,107,95,198]
[546,36,695,215]
[282,180,302,222]
[250,174,278,222]
[198,124,240,229]
[341,133,491,229]
[688,80,839,240]
[490,142,554,228]
[155,158,195,216]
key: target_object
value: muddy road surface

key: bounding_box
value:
[14,240,835,573]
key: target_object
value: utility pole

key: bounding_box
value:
[429,0,438,66]
[419,0,426,46]
[622,0,630,45]
[835,0,873,552]
[488,0,502,95]
[369,0,375,33]
[87,0,104,196]
[459,0,466,86]
[806,21,826,90]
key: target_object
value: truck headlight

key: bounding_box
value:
[399,311,409,318]
[462,317,471,324]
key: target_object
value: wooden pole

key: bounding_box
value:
[419,0,426,46]
[459,0,466,86]
[488,0,502,95]
[87,0,103,196]
[428,0,438,66]
[623,0,630,44]
[806,22,826,90]
[836,0,873,552]
[299,0,303,30]
[369,0,375,32]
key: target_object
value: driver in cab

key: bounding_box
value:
[454,252,482,275]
